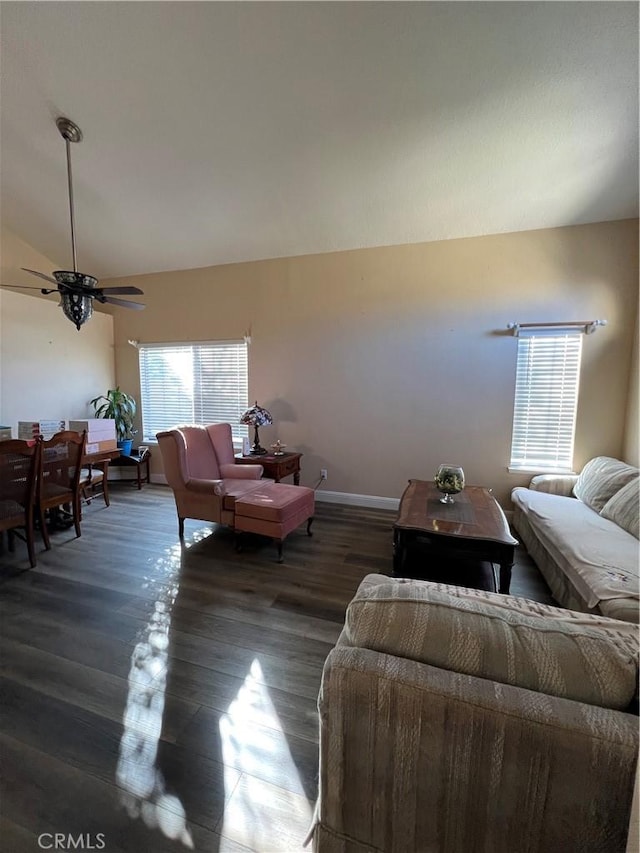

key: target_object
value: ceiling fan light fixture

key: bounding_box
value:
[6,116,145,326]
[54,270,98,289]
[61,292,93,331]
[53,271,95,330]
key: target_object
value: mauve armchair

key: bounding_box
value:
[156,423,269,537]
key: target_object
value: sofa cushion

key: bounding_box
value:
[600,477,640,539]
[573,456,639,512]
[511,486,639,611]
[344,578,639,710]
[529,473,578,496]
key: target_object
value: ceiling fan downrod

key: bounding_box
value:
[10,116,145,331]
[56,117,83,274]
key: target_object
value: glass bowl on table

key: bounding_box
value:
[434,464,465,504]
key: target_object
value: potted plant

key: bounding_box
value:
[90,387,137,456]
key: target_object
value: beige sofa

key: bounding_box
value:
[310,574,639,853]
[512,457,639,623]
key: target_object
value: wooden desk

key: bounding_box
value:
[235,451,302,485]
[82,448,121,466]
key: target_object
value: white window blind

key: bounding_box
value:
[138,341,249,444]
[509,330,583,472]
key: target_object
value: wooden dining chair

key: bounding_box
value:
[79,460,110,510]
[37,430,86,550]
[0,438,41,568]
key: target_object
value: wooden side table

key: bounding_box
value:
[234,451,302,485]
[109,449,151,490]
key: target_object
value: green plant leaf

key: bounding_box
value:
[90,387,138,439]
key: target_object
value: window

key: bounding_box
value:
[509,329,583,472]
[138,341,248,444]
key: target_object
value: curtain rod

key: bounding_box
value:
[507,320,607,336]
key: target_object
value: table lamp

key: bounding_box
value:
[240,401,273,455]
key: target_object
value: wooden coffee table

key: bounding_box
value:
[393,479,518,593]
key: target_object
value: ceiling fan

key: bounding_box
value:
[4,117,145,330]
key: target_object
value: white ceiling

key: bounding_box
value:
[1,2,638,280]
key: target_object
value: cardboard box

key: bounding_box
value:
[83,431,118,443]
[18,420,67,440]
[85,439,118,455]
[69,419,117,441]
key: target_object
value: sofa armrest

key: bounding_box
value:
[529,473,578,496]
[219,463,264,480]
[312,646,638,853]
[185,477,226,496]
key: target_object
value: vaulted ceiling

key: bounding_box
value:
[1,1,637,279]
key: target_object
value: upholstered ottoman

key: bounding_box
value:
[234,483,314,562]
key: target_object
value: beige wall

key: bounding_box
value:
[623,312,639,466]
[105,218,639,506]
[1,229,115,432]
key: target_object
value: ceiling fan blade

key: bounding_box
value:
[1,284,59,294]
[98,286,144,296]
[2,284,46,291]
[100,296,146,310]
[21,268,57,284]
[59,282,145,298]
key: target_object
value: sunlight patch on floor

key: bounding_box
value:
[116,543,194,848]
[184,525,216,545]
[218,659,313,852]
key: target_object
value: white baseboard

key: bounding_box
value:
[148,477,513,520]
[314,489,400,511]
[315,490,514,519]
[150,475,398,510]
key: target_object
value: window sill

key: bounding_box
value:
[142,438,245,451]
[508,466,576,476]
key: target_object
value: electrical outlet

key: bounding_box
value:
[320,468,328,480]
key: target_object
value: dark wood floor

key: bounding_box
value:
[0,484,554,852]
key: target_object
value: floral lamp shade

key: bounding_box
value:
[240,401,273,455]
